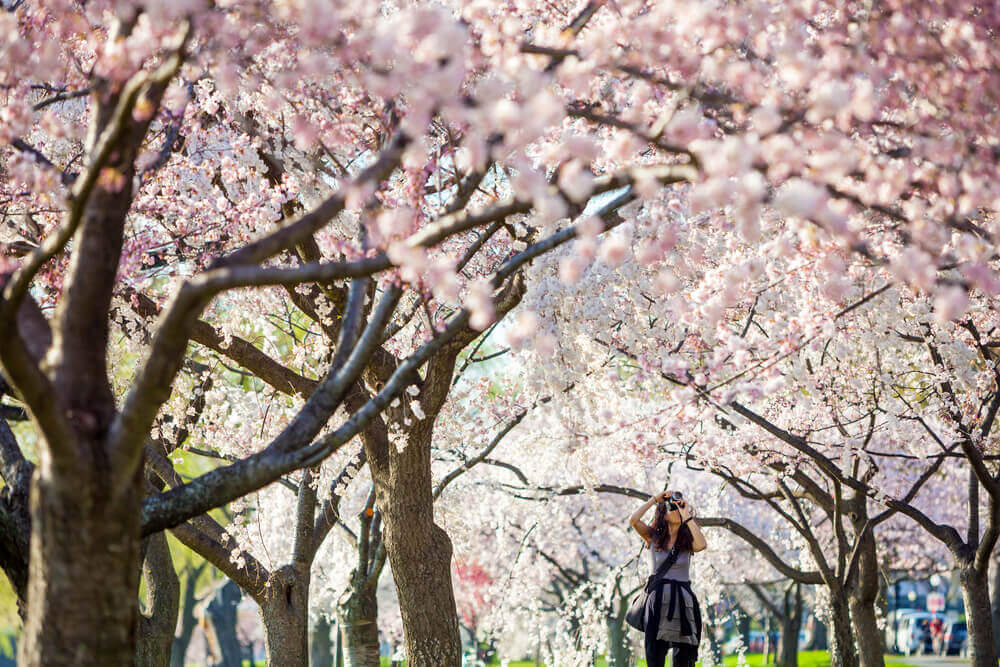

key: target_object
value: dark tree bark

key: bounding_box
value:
[992,557,1000,655]
[746,582,797,667]
[137,533,181,667]
[358,278,525,666]
[20,469,146,665]
[737,611,750,647]
[962,563,997,667]
[3,20,184,664]
[828,589,857,667]
[847,511,884,667]
[849,597,882,667]
[777,584,801,667]
[260,565,310,667]
[701,603,723,664]
[0,417,31,615]
[371,423,461,666]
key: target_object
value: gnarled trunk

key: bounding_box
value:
[847,516,884,667]
[19,467,144,665]
[849,597,882,667]
[261,565,310,667]
[338,578,379,667]
[368,420,461,666]
[137,533,180,667]
[962,564,998,667]
[828,589,857,667]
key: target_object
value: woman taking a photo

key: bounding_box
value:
[629,489,707,667]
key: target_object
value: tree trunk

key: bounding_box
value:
[961,564,999,667]
[847,516,885,667]
[991,557,1000,655]
[828,589,858,667]
[171,565,205,667]
[849,596,883,667]
[603,596,629,667]
[137,533,180,667]
[807,613,827,650]
[777,584,801,667]
[367,420,462,666]
[0,418,31,618]
[338,578,380,667]
[311,615,334,667]
[19,468,144,665]
[260,565,310,667]
[206,579,244,667]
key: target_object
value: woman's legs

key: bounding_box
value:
[670,643,698,667]
[644,639,672,667]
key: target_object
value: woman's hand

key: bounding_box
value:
[654,489,674,503]
[678,499,694,521]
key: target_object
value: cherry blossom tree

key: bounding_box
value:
[0,1,667,662]
[3,0,1000,664]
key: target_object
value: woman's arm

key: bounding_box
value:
[679,501,707,552]
[629,492,665,542]
[686,519,707,552]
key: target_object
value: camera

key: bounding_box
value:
[664,491,683,511]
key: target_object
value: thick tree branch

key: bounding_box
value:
[127,290,318,397]
[140,281,399,534]
[696,517,823,585]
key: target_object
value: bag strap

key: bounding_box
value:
[645,544,680,590]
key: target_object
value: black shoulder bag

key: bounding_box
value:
[625,544,680,631]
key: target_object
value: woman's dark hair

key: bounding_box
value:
[650,502,694,552]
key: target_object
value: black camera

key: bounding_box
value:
[665,491,683,511]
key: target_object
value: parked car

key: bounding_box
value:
[885,608,922,652]
[936,620,967,656]
[899,612,947,655]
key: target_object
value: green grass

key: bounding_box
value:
[381,652,920,667]
[720,652,831,667]
[717,652,917,667]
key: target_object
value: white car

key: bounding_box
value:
[884,609,921,652]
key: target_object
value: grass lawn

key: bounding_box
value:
[381,652,919,667]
